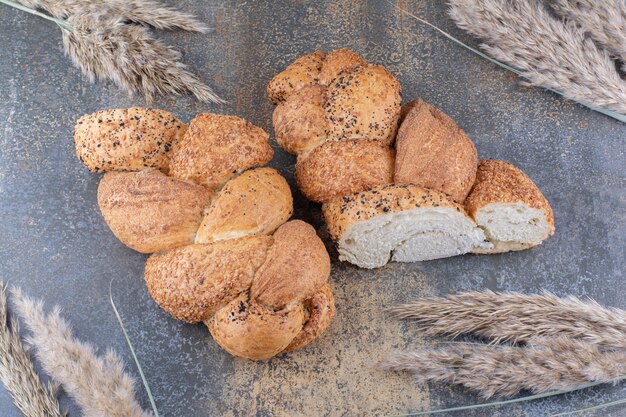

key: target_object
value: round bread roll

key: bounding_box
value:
[74,108,186,173]
[168,113,273,189]
[465,160,554,253]
[145,236,271,322]
[318,48,366,86]
[195,167,293,243]
[324,64,401,145]
[270,48,402,152]
[394,99,477,203]
[296,139,395,203]
[272,85,328,155]
[74,109,335,360]
[267,51,326,104]
[97,170,213,253]
[208,294,305,360]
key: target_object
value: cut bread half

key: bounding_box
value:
[465,160,554,254]
[323,184,491,268]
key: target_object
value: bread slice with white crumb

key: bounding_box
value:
[323,184,491,268]
[465,160,554,253]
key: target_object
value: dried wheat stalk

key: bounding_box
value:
[62,13,222,104]
[16,0,207,32]
[448,0,626,115]
[381,336,626,398]
[388,291,626,349]
[552,0,626,68]
[5,0,223,103]
[11,288,152,417]
[0,283,63,417]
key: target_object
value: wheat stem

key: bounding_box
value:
[0,0,71,30]
[110,279,159,417]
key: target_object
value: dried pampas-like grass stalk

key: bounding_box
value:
[0,283,63,417]
[448,0,626,115]
[552,0,626,68]
[388,290,626,349]
[62,13,221,104]
[11,288,153,417]
[381,336,626,399]
[16,0,208,32]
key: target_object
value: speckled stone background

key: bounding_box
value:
[1,1,625,416]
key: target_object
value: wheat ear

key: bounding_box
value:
[15,0,208,32]
[552,0,626,69]
[10,288,152,417]
[0,283,63,417]
[448,0,626,115]
[62,14,223,104]
[388,291,626,349]
[381,336,626,399]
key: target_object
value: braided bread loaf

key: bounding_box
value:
[268,49,554,269]
[74,108,335,360]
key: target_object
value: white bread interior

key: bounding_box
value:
[471,202,551,254]
[337,207,491,269]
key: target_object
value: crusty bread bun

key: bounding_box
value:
[75,109,335,360]
[296,138,395,203]
[395,99,477,203]
[97,170,213,253]
[168,113,273,189]
[145,236,271,322]
[208,294,305,360]
[318,48,366,86]
[269,48,402,152]
[324,64,401,145]
[195,167,293,243]
[74,108,186,173]
[267,51,326,104]
[251,220,331,309]
[323,184,490,269]
[465,160,554,253]
[272,85,327,155]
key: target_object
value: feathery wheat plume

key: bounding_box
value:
[0,283,63,417]
[552,0,626,70]
[11,288,152,417]
[380,336,626,399]
[387,290,626,349]
[62,13,221,104]
[448,0,626,115]
[15,0,208,32]
[2,0,223,103]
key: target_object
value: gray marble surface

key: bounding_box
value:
[1,1,625,416]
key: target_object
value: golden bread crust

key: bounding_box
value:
[318,48,366,86]
[324,65,401,145]
[394,99,478,203]
[296,139,395,203]
[272,85,328,155]
[195,167,293,243]
[168,114,273,189]
[267,51,326,104]
[97,170,213,253]
[145,236,271,323]
[207,294,305,360]
[465,160,554,233]
[251,220,330,309]
[323,183,464,241]
[74,108,186,173]
[284,283,335,352]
